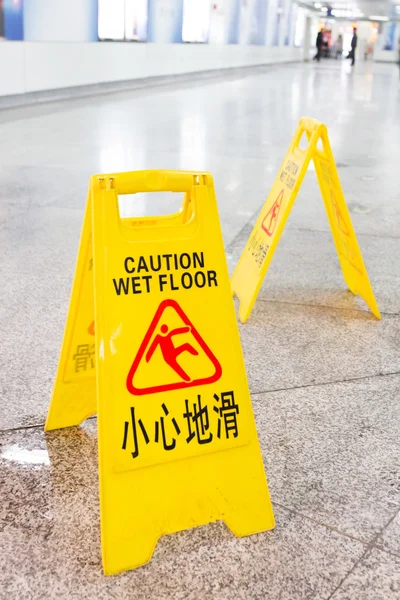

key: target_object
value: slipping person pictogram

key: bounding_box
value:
[261,190,284,237]
[145,324,199,382]
[127,299,222,396]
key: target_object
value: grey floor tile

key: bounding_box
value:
[283,165,400,239]
[375,510,400,557]
[330,548,400,600]
[0,271,70,430]
[2,275,398,431]
[0,159,270,264]
[253,374,400,542]
[1,287,398,432]
[228,225,400,316]
[0,424,364,600]
[0,164,91,211]
[0,205,83,277]
[239,301,400,394]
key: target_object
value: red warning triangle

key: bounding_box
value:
[261,189,284,237]
[126,299,222,396]
[331,190,349,236]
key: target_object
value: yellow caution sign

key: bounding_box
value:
[231,117,380,323]
[45,170,275,575]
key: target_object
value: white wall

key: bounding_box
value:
[374,21,399,61]
[238,0,253,44]
[374,49,398,62]
[208,0,227,44]
[265,0,278,46]
[148,0,183,43]
[0,42,25,95]
[0,41,302,97]
[23,0,97,42]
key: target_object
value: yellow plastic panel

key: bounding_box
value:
[45,194,96,430]
[45,189,194,431]
[312,126,380,319]
[48,170,275,575]
[231,118,317,322]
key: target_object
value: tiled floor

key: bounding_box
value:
[1,60,399,599]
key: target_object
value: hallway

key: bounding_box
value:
[1,60,400,598]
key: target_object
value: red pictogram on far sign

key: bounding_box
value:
[126,299,222,396]
[261,189,284,237]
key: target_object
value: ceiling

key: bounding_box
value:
[298,0,398,20]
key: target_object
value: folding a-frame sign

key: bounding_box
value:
[46,170,275,575]
[231,117,380,323]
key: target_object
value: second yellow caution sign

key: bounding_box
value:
[46,170,275,575]
[231,117,380,323]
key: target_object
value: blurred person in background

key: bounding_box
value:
[335,34,343,59]
[314,29,324,62]
[347,27,358,66]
